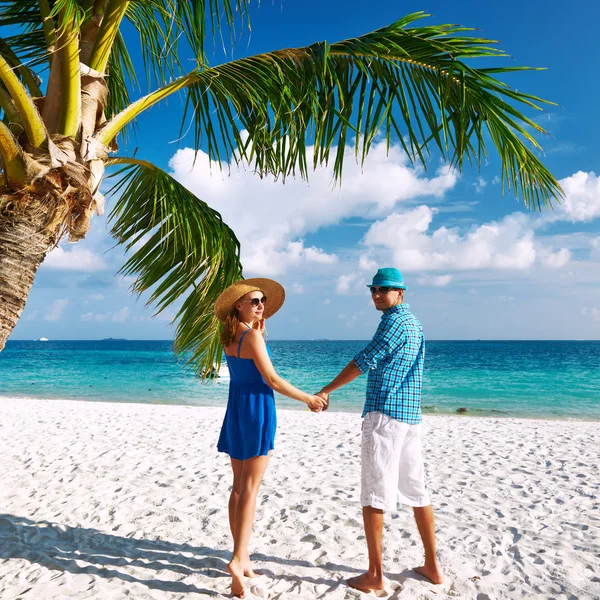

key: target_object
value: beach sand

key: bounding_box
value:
[0,398,598,599]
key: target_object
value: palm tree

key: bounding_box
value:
[0,1,562,373]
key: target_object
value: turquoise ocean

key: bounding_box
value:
[1,340,599,420]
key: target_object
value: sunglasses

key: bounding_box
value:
[245,296,267,307]
[370,286,399,295]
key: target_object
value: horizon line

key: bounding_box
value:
[7,338,600,343]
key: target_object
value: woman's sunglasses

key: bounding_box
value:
[245,296,267,307]
[370,286,399,295]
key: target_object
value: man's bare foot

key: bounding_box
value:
[348,572,385,592]
[414,564,444,585]
[227,559,246,598]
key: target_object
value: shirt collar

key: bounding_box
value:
[383,303,409,316]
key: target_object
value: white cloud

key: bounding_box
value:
[358,254,377,272]
[545,171,600,223]
[361,207,570,272]
[169,140,457,276]
[45,299,69,322]
[473,176,487,193]
[582,307,600,322]
[539,248,571,269]
[304,247,338,264]
[418,275,452,287]
[44,246,107,272]
[336,272,360,294]
[80,307,130,323]
[291,282,304,294]
[241,240,338,276]
[112,307,130,323]
[323,298,331,305]
[88,294,105,302]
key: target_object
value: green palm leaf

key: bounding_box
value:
[106,157,243,376]
[105,30,136,137]
[179,12,561,209]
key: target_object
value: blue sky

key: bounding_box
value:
[11,0,600,341]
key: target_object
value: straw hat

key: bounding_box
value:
[214,278,285,322]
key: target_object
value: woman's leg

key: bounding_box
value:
[227,455,270,598]
[229,458,244,541]
[229,458,259,578]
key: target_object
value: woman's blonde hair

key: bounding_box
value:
[219,306,241,347]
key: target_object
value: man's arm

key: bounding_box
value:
[320,360,362,396]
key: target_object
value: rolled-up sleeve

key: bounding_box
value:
[354,315,405,373]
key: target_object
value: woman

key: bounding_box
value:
[214,278,326,598]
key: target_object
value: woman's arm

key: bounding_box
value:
[244,330,325,410]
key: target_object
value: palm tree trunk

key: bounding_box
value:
[0,200,57,350]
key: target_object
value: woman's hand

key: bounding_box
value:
[253,318,266,335]
[305,395,327,412]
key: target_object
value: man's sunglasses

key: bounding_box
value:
[370,286,400,295]
[245,296,267,307]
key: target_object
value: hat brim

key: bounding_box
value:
[214,278,285,322]
[366,281,407,290]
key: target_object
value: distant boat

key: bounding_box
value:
[101,338,128,341]
[39,337,49,342]
[204,362,230,379]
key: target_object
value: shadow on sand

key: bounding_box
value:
[0,514,365,596]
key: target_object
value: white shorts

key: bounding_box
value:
[361,411,430,510]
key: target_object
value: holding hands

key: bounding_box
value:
[304,390,330,413]
[316,391,330,411]
[305,394,327,412]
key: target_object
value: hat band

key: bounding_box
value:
[370,279,405,288]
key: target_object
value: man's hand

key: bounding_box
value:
[305,394,327,412]
[316,390,330,411]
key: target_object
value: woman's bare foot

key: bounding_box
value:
[414,564,444,584]
[348,572,385,592]
[227,559,246,598]
[243,562,261,578]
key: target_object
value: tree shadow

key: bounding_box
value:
[0,514,224,595]
[0,514,361,595]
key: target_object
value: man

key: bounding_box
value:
[317,267,443,591]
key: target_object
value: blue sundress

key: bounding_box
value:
[217,329,277,460]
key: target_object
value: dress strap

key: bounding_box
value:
[237,326,252,358]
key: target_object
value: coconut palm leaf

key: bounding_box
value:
[105,30,136,139]
[174,12,561,209]
[121,0,250,85]
[106,157,243,375]
[0,0,252,80]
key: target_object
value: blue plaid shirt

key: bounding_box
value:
[354,304,424,424]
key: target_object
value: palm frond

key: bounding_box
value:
[105,30,136,139]
[0,1,52,69]
[106,157,243,376]
[122,0,251,88]
[49,0,87,30]
[178,12,561,209]
[123,0,183,87]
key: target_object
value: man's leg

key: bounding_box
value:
[348,506,386,592]
[413,505,443,584]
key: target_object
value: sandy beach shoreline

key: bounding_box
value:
[0,398,598,599]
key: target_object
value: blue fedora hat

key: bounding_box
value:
[367,267,407,290]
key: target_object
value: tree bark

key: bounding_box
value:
[0,200,57,350]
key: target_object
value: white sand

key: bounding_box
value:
[0,398,598,600]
